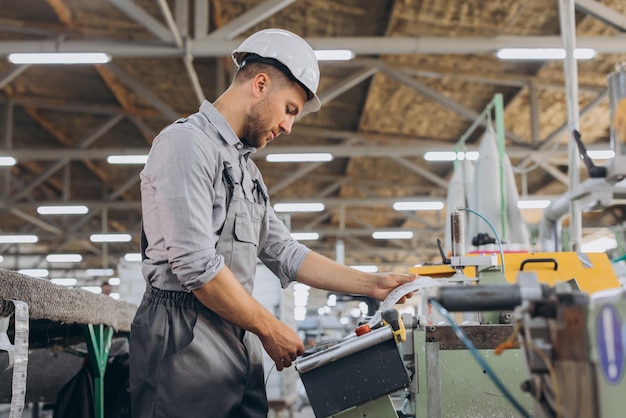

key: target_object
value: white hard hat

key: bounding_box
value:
[232,28,321,112]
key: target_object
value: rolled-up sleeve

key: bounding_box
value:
[141,124,225,291]
[258,197,311,289]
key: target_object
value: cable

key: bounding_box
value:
[525,340,562,418]
[265,363,277,386]
[429,300,531,418]
[494,322,562,417]
[461,207,506,275]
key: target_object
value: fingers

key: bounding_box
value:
[402,273,419,283]
[390,273,418,287]
[274,351,300,371]
[260,321,305,372]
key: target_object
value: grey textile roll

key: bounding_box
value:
[0,268,137,331]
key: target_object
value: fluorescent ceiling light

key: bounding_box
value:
[291,232,320,240]
[458,151,479,160]
[587,150,615,160]
[107,155,148,164]
[86,268,115,276]
[274,203,325,212]
[90,233,132,242]
[0,156,16,166]
[425,151,456,161]
[266,153,333,162]
[496,48,596,60]
[0,234,38,243]
[424,151,479,162]
[0,255,3,263]
[8,52,111,64]
[108,277,121,285]
[372,231,414,240]
[46,253,83,263]
[18,269,49,277]
[50,278,78,286]
[517,199,552,209]
[349,265,379,273]
[393,201,444,211]
[294,283,310,292]
[314,50,354,61]
[81,286,102,294]
[294,306,307,321]
[37,205,89,215]
[124,252,142,261]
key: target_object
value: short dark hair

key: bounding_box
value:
[234,53,313,101]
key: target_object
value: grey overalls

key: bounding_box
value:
[130,126,271,418]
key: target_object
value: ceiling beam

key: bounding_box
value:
[0,94,163,118]
[154,0,205,105]
[108,0,175,43]
[9,113,124,202]
[3,200,143,210]
[318,66,378,107]
[0,65,30,90]
[402,68,606,94]
[104,63,181,120]
[0,194,558,211]
[376,62,529,146]
[204,0,296,40]
[2,36,626,58]
[193,0,208,39]
[268,161,325,195]
[390,156,448,189]
[156,0,183,47]
[2,142,613,161]
[575,0,626,32]
[517,89,608,168]
[538,161,570,186]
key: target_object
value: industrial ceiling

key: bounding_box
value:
[1,0,626,287]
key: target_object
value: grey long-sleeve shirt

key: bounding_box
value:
[140,100,310,292]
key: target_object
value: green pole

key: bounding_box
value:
[84,323,113,418]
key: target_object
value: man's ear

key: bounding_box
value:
[252,73,269,99]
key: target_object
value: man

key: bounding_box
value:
[100,281,112,296]
[130,28,417,418]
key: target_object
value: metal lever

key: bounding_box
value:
[573,130,607,178]
[436,238,451,264]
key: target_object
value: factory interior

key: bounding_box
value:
[2,0,626,417]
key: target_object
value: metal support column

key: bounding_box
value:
[493,93,507,242]
[559,0,583,251]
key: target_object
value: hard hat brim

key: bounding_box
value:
[303,94,321,113]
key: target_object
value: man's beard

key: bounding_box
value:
[242,97,273,149]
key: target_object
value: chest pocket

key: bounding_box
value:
[234,212,261,246]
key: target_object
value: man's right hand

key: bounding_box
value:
[192,266,304,371]
[258,319,304,371]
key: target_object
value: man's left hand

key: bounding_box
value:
[371,273,418,303]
